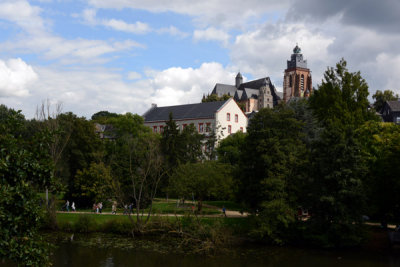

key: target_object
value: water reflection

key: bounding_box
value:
[3,232,400,267]
[48,233,400,267]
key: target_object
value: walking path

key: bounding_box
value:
[57,210,247,218]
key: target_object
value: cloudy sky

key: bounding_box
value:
[0,0,399,118]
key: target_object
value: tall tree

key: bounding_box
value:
[0,106,52,266]
[306,59,372,247]
[236,106,307,243]
[309,58,378,128]
[168,161,233,211]
[357,121,400,225]
[372,90,399,112]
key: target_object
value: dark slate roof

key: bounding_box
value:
[211,83,237,97]
[242,88,259,100]
[143,100,228,122]
[237,78,269,90]
[387,100,400,111]
[234,90,243,101]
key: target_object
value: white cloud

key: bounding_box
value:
[87,0,290,29]
[0,58,38,97]
[230,22,334,89]
[146,62,236,107]
[193,27,230,46]
[102,19,151,34]
[127,71,141,80]
[157,26,188,38]
[0,62,235,119]
[0,0,46,34]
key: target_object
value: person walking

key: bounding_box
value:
[99,202,103,213]
[71,202,76,212]
[66,200,70,212]
[112,201,117,214]
[222,206,226,217]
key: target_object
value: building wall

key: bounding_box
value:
[215,99,248,140]
[283,68,312,102]
[144,118,215,135]
[144,99,248,141]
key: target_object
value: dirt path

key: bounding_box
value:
[57,210,247,218]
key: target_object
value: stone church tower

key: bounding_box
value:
[258,78,273,109]
[283,44,312,102]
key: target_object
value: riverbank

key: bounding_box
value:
[37,230,400,267]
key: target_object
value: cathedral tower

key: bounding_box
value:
[283,44,312,102]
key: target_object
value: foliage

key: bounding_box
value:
[304,59,371,246]
[237,106,307,212]
[60,113,104,201]
[73,162,113,206]
[161,113,203,169]
[0,106,51,266]
[169,161,233,211]
[217,131,246,165]
[108,129,165,229]
[91,110,120,123]
[357,121,400,223]
[372,89,399,112]
[309,58,378,128]
[201,94,231,103]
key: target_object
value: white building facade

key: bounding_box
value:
[142,98,247,141]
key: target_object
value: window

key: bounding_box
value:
[228,125,231,134]
[227,113,230,121]
[199,123,204,133]
[235,114,238,123]
[396,117,400,124]
[153,126,157,133]
[300,74,304,92]
[160,125,164,133]
[206,123,211,132]
[240,127,243,132]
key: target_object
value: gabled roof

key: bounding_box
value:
[234,90,243,101]
[242,88,259,100]
[238,78,270,90]
[211,83,237,97]
[386,100,400,112]
[143,100,229,122]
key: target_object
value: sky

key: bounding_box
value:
[0,0,399,119]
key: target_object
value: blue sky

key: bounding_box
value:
[0,0,399,118]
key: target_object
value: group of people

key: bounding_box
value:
[64,200,76,212]
[92,202,103,213]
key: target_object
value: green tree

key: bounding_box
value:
[169,161,233,211]
[91,110,119,123]
[372,90,399,112]
[237,106,307,212]
[217,131,246,165]
[104,113,165,230]
[305,59,372,247]
[60,113,104,203]
[357,121,400,225]
[201,93,231,102]
[73,162,113,206]
[309,58,378,128]
[0,106,52,266]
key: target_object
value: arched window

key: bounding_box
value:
[300,74,304,92]
[289,75,292,87]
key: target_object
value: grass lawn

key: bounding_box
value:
[66,199,224,215]
[203,200,243,211]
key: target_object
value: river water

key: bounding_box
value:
[49,232,400,267]
[3,232,400,266]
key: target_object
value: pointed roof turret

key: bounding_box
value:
[293,43,301,54]
[235,71,243,88]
